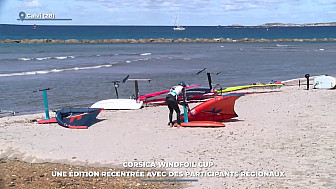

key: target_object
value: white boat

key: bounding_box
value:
[173,26,185,31]
[173,14,185,31]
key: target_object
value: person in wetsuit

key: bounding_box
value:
[165,81,189,127]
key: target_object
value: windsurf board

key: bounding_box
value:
[314,76,336,89]
[91,99,143,110]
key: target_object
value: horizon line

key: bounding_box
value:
[1,23,336,27]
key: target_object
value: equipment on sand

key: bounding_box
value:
[91,77,150,110]
[0,110,16,118]
[182,86,188,123]
[314,75,336,89]
[216,83,282,93]
[305,74,310,90]
[37,118,57,124]
[35,88,58,124]
[181,93,244,122]
[173,93,243,127]
[138,84,201,101]
[174,121,225,127]
[55,108,102,129]
[34,88,52,120]
[143,68,280,106]
[193,68,282,94]
[91,99,143,110]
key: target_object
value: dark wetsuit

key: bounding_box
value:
[165,85,185,125]
[166,94,181,125]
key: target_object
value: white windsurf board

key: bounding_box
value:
[314,76,336,89]
[91,99,143,110]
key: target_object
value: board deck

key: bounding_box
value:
[91,99,143,110]
[174,121,225,127]
[314,76,336,89]
[37,118,57,124]
[216,83,282,93]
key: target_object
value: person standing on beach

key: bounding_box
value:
[165,81,189,127]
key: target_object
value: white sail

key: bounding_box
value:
[173,14,185,31]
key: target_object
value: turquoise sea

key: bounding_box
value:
[0,25,335,114]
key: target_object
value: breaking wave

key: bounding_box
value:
[17,56,75,61]
[0,57,153,77]
[14,52,151,62]
[0,64,114,77]
[140,52,152,56]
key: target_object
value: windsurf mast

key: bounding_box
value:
[111,81,120,99]
[127,79,151,100]
[195,68,221,89]
[110,75,130,99]
[207,73,212,89]
[206,72,220,89]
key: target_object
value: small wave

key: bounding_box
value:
[18,58,32,61]
[36,70,49,74]
[51,69,62,73]
[140,53,152,56]
[134,58,150,62]
[54,56,68,60]
[276,44,288,47]
[35,57,52,61]
[79,65,104,70]
[0,63,117,77]
[17,56,75,61]
[53,56,76,60]
[25,72,37,75]
[0,56,152,77]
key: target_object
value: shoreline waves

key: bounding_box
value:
[1,37,336,44]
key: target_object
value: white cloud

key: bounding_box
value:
[24,0,41,7]
[318,0,336,6]
[221,0,289,11]
[76,0,212,12]
[107,7,119,13]
[327,10,336,14]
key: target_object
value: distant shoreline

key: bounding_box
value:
[1,22,336,27]
[1,38,336,43]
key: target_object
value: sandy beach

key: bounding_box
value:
[1,79,335,188]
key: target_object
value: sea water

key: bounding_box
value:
[0,25,335,114]
[1,25,336,40]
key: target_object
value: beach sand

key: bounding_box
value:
[0,81,335,188]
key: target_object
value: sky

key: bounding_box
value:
[0,0,335,26]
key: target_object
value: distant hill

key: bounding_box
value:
[259,22,336,27]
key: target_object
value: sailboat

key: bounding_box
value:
[173,14,185,31]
